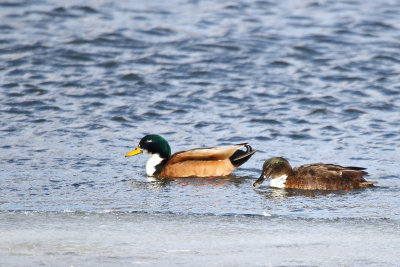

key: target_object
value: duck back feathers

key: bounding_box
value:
[287,164,374,190]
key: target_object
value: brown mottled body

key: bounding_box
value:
[254,157,376,190]
[285,164,374,190]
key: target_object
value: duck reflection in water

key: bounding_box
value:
[144,175,251,190]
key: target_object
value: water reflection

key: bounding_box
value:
[145,175,249,189]
[146,176,172,189]
[254,187,358,199]
[254,187,290,199]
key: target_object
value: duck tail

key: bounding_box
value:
[230,144,256,167]
[360,181,377,187]
[346,166,367,171]
[345,166,368,175]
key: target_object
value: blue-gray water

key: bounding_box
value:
[1,0,400,266]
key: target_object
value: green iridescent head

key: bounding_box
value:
[125,135,171,159]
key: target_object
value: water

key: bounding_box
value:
[1,0,400,265]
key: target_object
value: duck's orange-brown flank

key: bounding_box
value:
[160,159,236,178]
[160,144,256,178]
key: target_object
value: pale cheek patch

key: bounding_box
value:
[270,174,288,188]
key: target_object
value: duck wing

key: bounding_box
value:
[160,143,255,178]
[292,163,373,190]
[168,143,251,164]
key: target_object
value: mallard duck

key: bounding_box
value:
[125,135,256,178]
[253,157,376,190]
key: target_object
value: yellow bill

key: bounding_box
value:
[125,146,142,157]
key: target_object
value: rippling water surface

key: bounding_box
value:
[1,0,400,265]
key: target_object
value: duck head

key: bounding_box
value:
[253,157,293,187]
[125,135,171,176]
[125,135,171,158]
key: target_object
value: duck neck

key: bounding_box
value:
[287,167,295,177]
[146,154,168,176]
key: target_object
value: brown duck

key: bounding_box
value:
[253,157,376,190]
[125,135,256,178]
